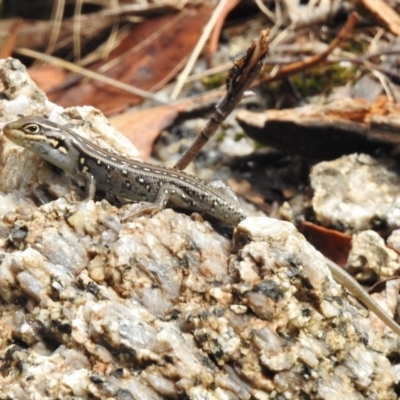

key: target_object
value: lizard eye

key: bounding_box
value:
[23,123,40,134]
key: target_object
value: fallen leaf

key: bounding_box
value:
[29,65,67,92]
[49,5,214,115]
[301,221,352,266]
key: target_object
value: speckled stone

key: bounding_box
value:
[0,58,399,399]
[310,154,400,233]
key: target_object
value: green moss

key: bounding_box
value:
[201,73,227,89]
[234,132,247,141]
[253,141,264,149]
[342,38,369,55]
[215,132,226,142]
[291,63,357,97]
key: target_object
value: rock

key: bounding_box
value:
[0,58,399,399]
[310,153,400,233]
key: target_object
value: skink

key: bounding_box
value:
[3,116,400,336]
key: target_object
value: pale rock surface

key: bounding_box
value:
[347,230,400,281]
[311,154,400,233]
[387,229,400,253]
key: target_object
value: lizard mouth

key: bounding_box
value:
[3,125,25,144]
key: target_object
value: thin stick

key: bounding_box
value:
[263,12,360,84]
[170,0,230,100]
[46,0,65,56]
[254,0,276,22]
[73,0,83,62]
[174,30,270,170]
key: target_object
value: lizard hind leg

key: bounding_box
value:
[153,183,197,210]
[209,180,238,201]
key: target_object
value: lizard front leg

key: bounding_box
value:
[82,172,97,200]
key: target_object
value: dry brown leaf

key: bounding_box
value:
[301,221,352,266]
[29,65,67,92]
[109,105,180,160]
[49,5,213,115]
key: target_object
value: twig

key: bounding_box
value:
[170,0,230,100]
[359,0,400,36]
[174,30,270,170]
[207,0,240,66]
[254,0,277,22]
[46,0,65,56]
[262,12,360,84]
[73,0,83,62]
[372,69,395,102]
